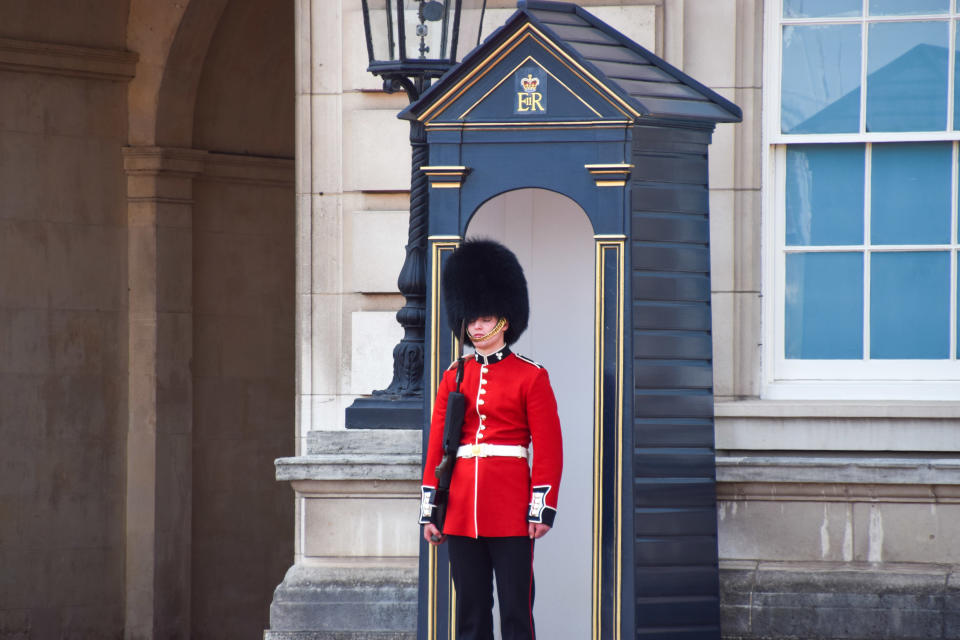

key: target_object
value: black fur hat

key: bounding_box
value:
[441,238,529,346]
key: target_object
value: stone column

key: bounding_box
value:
[123,146,205,640]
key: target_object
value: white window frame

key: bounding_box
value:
[762,0,960,400]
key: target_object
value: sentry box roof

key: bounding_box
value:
[401,0,743,128]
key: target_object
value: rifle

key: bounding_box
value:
[430,321,467,537]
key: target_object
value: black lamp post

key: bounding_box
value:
[347,0,487,429]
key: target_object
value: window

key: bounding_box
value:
[765,0,960,397]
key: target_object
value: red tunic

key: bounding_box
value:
[420,348,563,538]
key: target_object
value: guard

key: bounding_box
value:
[419,239,563,640]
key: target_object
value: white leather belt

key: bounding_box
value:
[456,443,528,459]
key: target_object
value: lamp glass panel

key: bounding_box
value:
[402,0,453,62]
[365,0,399,62]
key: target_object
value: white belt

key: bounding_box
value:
[456,443,528,459]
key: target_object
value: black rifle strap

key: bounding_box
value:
[455,319,465,393]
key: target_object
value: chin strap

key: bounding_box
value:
[473,316,506,343]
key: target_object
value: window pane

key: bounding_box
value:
[782,25,861,134]
[869,0,949,15]
[786,145,864,246]
[871,143,951,245]
[784,0,861,18]
[786,252,864,359]
[871,251,950,358]
[866,21,949,132]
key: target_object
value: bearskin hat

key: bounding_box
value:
[441,238,529,347]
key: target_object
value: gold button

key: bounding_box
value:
[477,399,484,405]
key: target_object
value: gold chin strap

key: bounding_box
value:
[474,317,506,343]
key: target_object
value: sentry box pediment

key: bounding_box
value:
[405,3,741,640]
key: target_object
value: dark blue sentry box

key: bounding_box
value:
[401,2,741,639]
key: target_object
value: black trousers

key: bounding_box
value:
[447,535,536,640]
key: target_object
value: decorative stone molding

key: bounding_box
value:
[717,454,960,488]
[0,36,138,81]
[200,152,295,187]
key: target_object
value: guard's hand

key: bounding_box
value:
[423,523,446,545]
[528,523,551,539]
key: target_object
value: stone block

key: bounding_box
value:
[588,6,657,50]
[734,87,761,191]
[45,374,109,440]
[720,563,954,640]
[50,309,110,375]
[683,0,736,88]
[342,109,409,192]
[303,496,419,558]
[311,193,344,295]
[0,308,50,375]
[718,500,852,562]
[0,373,48,439]
[311,0,342,94]
[348,210,407,293]
[311,93,344,194]
[269,564,417,635]
[733,189,760,293]
[306,429,421,457]
[0,132,44,221]
[735,0,763,89]
[709,112,735,191]
[350,311,403,395]
[732,291,761,398]
[711,292,734,398]
[47,222,125,311]
[852,502,960,565]
[43,135,126,226]
[0,220,48,308]
[311,294,344,396]
[709,189,735,292]
[343,5,383,93]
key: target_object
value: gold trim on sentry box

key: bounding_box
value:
[418,23,639,123]
[422,166,470,189]
[591,236,625,640]
[427,237,461,640]
[585,164,634,188]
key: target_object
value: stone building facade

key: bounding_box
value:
[3,0,960,639]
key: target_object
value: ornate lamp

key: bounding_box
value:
[347,0,487,428]
[361,0,487,100]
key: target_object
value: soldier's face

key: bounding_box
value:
[468,315,508,353]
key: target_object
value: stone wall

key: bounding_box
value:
[189,0,296,636]
[0,8,133,635]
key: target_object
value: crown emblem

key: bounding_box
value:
[520,73,539,92]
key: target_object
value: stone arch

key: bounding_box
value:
[126,0,229,147]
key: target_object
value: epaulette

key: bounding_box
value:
[446,356,465,371]
[514,353,542,369]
